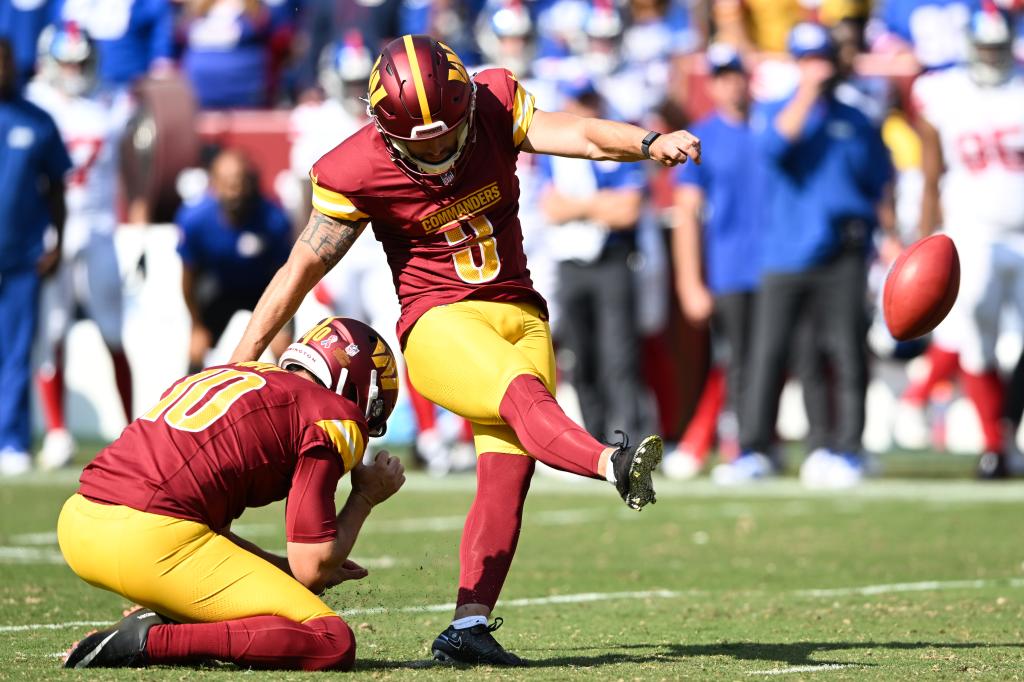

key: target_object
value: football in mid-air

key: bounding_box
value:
[883,234,960,341]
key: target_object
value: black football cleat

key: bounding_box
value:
[64,608,169,669]
[431,617,525,666]
[610,431,663,511]
[976,452,1011,480]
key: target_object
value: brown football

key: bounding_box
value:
[883,234,960,341]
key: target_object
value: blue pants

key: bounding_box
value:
[0,268,40,452]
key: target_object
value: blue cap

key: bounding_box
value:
[706,42,744,75]
[787,22,835,59]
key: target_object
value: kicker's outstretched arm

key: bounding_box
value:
[230,209,367,363]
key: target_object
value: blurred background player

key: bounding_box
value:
[724,23,895,488]
[910,6,1024,478]
[56,0,174,93]
[0,0,55,92]
[538,77,652,443]
[59,317,405,671]
[0,37,71,477]
[28,24,134,470]
[664,43,760,480]
[178,0,298,110]
[177,149,293,374]
[288,31,375,228]
[869,0,974,72]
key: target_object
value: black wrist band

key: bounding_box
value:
[640,131,661,159]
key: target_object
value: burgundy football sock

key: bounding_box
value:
[903,345,959,405]
[498,374,604,479]
[961,369,1005,453]
[678,366,725,462]
[146,615,355,671]
[457,452,533,610]
[110,348,133,422]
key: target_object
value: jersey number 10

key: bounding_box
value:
[140,368,267,432]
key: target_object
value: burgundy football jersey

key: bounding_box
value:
[78,363,368,540]
[310,68,548,344]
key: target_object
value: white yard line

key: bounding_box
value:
[371,507,607,533]
[796,578,1024,598]
[748,664,857,675]
[2,510,613,565]
[340,589,687,617]
[8,468,1024,504]
[0,546,66,563]
[0,621,109,633]
[5,577,1024,642]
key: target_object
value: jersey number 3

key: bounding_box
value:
[445,215,501,284]
[141,368,266,432]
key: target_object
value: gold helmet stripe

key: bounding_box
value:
[403,34,433,124]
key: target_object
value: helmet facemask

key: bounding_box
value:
[367,35,478,186]
[967,9,1015,87]
[374,79,477,185]
[968,41,1014,86]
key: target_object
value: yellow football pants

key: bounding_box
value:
[403,300,556,457]
[57,493,335,624]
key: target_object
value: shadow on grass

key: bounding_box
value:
[357,640,1024,671]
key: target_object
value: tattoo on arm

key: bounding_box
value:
[298,212,365,270]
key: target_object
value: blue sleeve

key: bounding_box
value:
[864,125,895,201]
[752,100,792,162]
[175,206,199,267]
[879,0,911,41]
[41,116,72,181]
[665,0,698,53]
[535,155,553,185]
[756,98,831,163]
[269,0,301,30]
[149,0,176,62]
[674,152,706,189]
[267,202,294,265]
[399,0,431,35]
[598,161,646,190]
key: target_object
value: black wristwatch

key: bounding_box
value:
[640,131,661,159]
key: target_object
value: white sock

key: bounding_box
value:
[451,615,488,630]
[604,453,618,484]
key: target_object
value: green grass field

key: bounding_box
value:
[2,449,1023,680]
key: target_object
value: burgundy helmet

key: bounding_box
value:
[367,34,477,180]
[279,317,399,437]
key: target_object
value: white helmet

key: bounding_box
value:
[37,23,96,96]
[966,8,1014,86]
[318,31,373,117]
[475,0,534,75]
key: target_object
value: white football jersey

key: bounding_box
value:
[288,98,366,179]
[912,67,1024,235]
[27,81,123,220]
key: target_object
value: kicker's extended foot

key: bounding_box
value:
[610,432,663,511]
